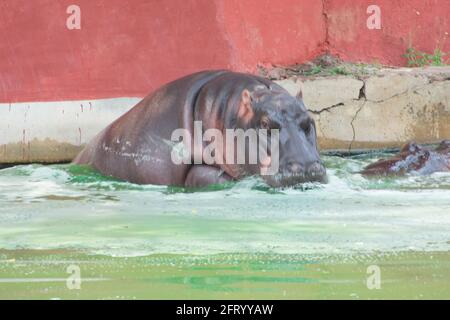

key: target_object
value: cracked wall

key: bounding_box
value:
[276,67,450,151]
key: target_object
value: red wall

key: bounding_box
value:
[0,0,448,103]
[218,0,326,71]
[326,0,450,66]
[0,0,325,103]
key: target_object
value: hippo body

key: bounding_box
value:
[73,71,326,187]
[361,141,450,176]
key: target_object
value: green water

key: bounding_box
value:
[0,152,449,299]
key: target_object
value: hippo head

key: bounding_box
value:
[361,141,430,176]
[230,86,327,187]
[436,140,450,154]
[361,141,450,176]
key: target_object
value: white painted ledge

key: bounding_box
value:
[0,98,139,163]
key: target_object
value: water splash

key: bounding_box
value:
[0,154,449,256]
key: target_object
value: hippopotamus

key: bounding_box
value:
[73,70,326,187]
[361,140,450,176]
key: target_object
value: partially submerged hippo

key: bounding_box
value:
[361,140,450,176]
[74,70,326,187]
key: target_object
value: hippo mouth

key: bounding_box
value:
[262,164,328,187]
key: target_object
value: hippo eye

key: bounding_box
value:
[304,125,311,135]
[300,120,312,134]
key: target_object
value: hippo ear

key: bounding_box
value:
[296,88,303,99]
[238,89,254,121]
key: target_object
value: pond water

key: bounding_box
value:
[0,151,449,299]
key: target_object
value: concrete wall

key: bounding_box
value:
[0,1,449,162]
[278,67,450,150]
[0,98,138,163]
[326,0,450,66]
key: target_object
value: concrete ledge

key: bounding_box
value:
[1,67,449,163]
[0,98,138,163]
[276,66,450,150]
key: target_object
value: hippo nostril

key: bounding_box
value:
[307,162,325,176]
[287,161,303,173]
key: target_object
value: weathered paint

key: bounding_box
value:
[2,1,447,103]
[326,0,450,66]
[218,0,327,71]
[0,98,137,162]
[0,0,326,103]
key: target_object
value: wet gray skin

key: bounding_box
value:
[73,71,327,188]
[236,88,327,187]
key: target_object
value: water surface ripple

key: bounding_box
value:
[0,153,449,256]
